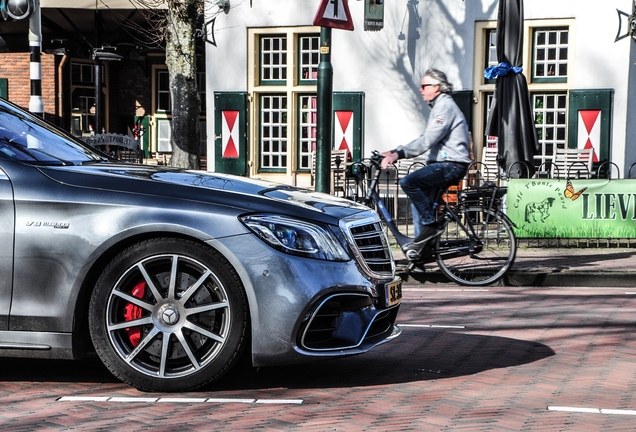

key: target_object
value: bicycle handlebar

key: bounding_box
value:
[360,150,384,168]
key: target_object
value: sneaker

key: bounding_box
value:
[402,223,445,259]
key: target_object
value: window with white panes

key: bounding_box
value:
[532,93,567,167]
[298,95,317,170]
[486,29,498,67]
[71,61,105,137]
[250,28,320,176]
[533,28,568,82]
[260,95,288,170]
[157,119,172,153]
[475,21,573,174]
[157,70,171,112]
[299,35,320,82]
[484,93,498,149]
[261,35,287,84]
[153,67,206,156]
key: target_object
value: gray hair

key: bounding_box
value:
[425,68,453,94]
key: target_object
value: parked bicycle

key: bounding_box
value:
[354,151,517,286]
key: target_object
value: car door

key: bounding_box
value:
[0,164,13,329]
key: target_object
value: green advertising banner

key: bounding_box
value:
[507,179,636,238]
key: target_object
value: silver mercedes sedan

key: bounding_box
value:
[0,98,402,392]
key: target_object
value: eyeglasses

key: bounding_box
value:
[420,83,437,90]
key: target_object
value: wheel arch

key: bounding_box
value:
[71,230,252,360]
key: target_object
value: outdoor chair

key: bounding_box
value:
[552,147,594,179]
[310,149,349,196]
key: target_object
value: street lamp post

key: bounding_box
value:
[28,0,43,116]
[315,26,333,193]
[92,48,123,135]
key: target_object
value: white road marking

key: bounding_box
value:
[548,406,636,416]
[109,397,158,403]
[255,399,304,404]
[398,324,466,329]
[58,397,110,402]
[158,398,207,403]
[601,409,636,415]
[58,396,303,404]
[206,398,256,404]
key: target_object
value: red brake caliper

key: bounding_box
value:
[123,281,146,347]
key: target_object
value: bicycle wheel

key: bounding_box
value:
[436,208,516,286]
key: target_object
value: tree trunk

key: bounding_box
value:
[165,0,201,169]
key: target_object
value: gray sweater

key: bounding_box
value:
[395,93,472,165]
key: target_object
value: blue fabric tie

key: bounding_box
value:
[484,62,523,80]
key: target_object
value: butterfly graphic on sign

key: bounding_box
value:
[564,180,587,201]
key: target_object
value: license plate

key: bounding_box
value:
[384,279,402,307]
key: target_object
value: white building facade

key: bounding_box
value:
[204,0,636,184]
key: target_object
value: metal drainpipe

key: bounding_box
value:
[57,54,67,127]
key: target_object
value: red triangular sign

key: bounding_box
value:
[224,137,239,158]
[313,0,354,31]
[580,110,600,135]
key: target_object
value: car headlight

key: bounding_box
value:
[240,214,350,261]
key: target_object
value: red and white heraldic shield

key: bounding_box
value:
[577,110,600,163]
[334,111,353,155]
[222,110,239,158]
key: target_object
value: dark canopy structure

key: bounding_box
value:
[485,0,539,178]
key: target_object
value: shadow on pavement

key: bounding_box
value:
[0,330,554,390]
[0,352,118,384]
[213,328,554,391]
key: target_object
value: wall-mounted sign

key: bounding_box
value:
[506,179,636,238]
[85,133,138,151]
[364,0,384,31]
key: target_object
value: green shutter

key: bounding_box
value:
[214,92,249,175]
[332,92,364,161]
[568,89,613,169]
[0,79,7,99]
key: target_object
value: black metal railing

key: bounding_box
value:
[332,158,636,248]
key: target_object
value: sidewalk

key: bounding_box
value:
[394,247,636,287]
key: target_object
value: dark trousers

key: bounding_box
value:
[400,162,467,227]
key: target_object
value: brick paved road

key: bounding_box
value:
[0,285,635,431]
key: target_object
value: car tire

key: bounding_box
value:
[88,238,248,392]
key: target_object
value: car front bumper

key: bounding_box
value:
[212,233,401,367]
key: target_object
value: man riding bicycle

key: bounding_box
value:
[381,68,472,258]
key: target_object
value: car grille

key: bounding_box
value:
[341,213,394,279]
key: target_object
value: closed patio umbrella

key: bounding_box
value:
[485,0,539,178]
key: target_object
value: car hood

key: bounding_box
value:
[38,163,368,221]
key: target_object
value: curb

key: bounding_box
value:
[397,263,636,287]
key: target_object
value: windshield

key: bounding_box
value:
[0,100,106,165]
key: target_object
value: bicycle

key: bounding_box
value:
[353,151,517,286]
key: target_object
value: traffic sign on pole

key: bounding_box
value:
[313,0,354,31]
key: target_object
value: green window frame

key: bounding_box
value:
[298,94,317,171]
[259,94,288,172]
[532,92,568,167]
[298,34,320,85]
[532,27,569,84]
[260,35,287,86]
